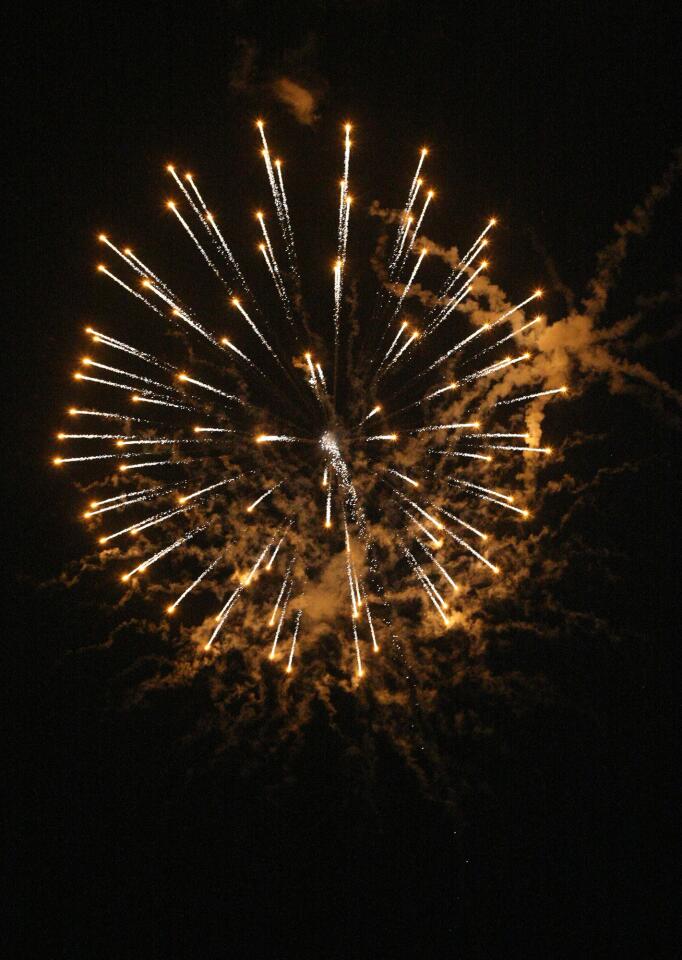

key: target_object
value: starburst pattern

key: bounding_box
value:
[53,120,568,678]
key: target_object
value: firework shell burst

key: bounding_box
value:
[53,120,568,681]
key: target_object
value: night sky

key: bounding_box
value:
[10,3,680,956]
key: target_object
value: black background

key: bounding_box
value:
[9,2,680,956]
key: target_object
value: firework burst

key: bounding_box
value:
[54,120,568,679]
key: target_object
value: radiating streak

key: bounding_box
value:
[419,566,447,610]
[167,201,222,281]
[445,477,514,502]
[179,475,242,504]
[286,610,302,672]
[366,434,398,441]
[462,219,496,264]
[168,556,220,612]
[97,266,164,317]
[346,552,358,619]
[380,330,418,376]
[305,352,318,388]
[489,291,542,329]
[403,546,449,624]
[386,468,419,487]
[408,190,433,251]
[462,352,530,382]
[207,587,243,649]
[270,579,293,659]
[421,324,490,377]
[496,386,568,405]
[68,409,137,419]
[216,585,243,621]
[257,122,281,206]
[394,215,413,265]
[267,534,285,570]
[436,504,487,541]
[360,586,379,651]
[91,489,154,507]
[341,194,351,261]
[99,237,175,300]
[205,213,247,285]
[436,218,495,300]
[474,493,530,516]
[439,239,488,301]
[177,373,240,402]
[391,148,427,268]
[476,316,542,356]
[402,508,442,548]
[353,566,362,610]
[257,125,295,266]
[75,373,154,394]
[378,322,408,371]
[269,570,290,626]
[193,427,234,433]
[221,337,257,368]
[255,434,302,443]
[184,174,208,213]
[337,180,346,251]
[246,481,282,513]
[360,405,382,425]
[54,453,125,464]
[167,167,204,222]
[333,258,342,344]
[99,235,141,274]
[58,433,127,440]
[259,242,286,299]
[429,260,488,334]
[325,482,332,528]
[417,538,458,593]
[232,298,277,357]
[245,542,271,584]
[81,357,168,390]
[99,501,192,543]
[391,247,427,321]
[274,160,296,261]
[352,621,364,677]
[132,396,191,410]
[441,524,498,573]
[87,327,173,370]
[428,448,491,461]
[256,213,286,295]
[122,524,206,582]
[413,421,479,433]
[385,382,457,420]
[396,491,444,530]
[85,488,167,517]
[484,444,552,453]
[119,460,175,472]
[143,281,216,343]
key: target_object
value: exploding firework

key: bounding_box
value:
[53,120,568,679]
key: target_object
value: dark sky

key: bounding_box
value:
[9,3,681,956]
